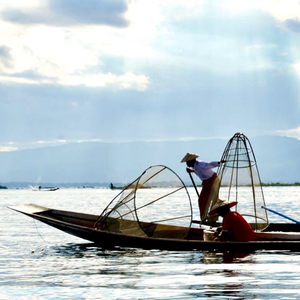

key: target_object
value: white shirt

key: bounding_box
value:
[193,160,219,181]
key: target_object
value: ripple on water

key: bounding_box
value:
[2,187,300,299]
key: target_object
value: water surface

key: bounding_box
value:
[1,187,300,299]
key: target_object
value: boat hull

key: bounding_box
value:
[8,204,300,252]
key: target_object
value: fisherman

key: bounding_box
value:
[181,152,222,221]
[209,199,256,241]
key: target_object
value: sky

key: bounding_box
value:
[1,0,300,152]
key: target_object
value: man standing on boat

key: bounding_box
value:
[181,153,222,222]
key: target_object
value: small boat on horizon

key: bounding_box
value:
[30,185,59,191]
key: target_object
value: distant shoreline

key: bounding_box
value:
[186,182,300,188]
[1,182,300,189]
[261,182,300,187]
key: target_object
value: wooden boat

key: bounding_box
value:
[30,185,59,191]
[8,203,300,252]
[9,133,300,252]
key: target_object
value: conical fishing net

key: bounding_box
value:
[217,132,268,230]
[95,165,193,239]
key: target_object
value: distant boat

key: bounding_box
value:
[110,183,124,190]
[30,185,59,191]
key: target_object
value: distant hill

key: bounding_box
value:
[0,135,299,186]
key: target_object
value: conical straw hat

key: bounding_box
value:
[180,152,199,163]
[209,199,238,215]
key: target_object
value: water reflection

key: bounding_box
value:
[4,241,300,299]
[48,242,257,265]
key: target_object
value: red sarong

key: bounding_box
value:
[198,173,219,221]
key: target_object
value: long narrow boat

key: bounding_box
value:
[9,133,300,252]
[8,203,300,252]
[30,185,59,191]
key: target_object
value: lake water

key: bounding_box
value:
[1,187,300,299]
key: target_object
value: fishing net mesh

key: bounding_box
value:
[217,132,268,230]
[95,165,192,239]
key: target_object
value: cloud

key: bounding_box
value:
[0,24,150,90]
[0,0,300,151]
[262,0,300,22]
[0,45,12,68]
[2,0,129,28]
[0,45,11,59]
[0,146,18,152]
[0,1,152,89]
[222,0,300,22]
[0,70,150,90]
[240,0,300,34]
[0,72,150,91]
[56,72,150,90]
[276,127,300,140]
[283,19,300,32]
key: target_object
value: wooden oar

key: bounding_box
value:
[188,170,200,224]
[262,206,300,224]
[188,170,199,198]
